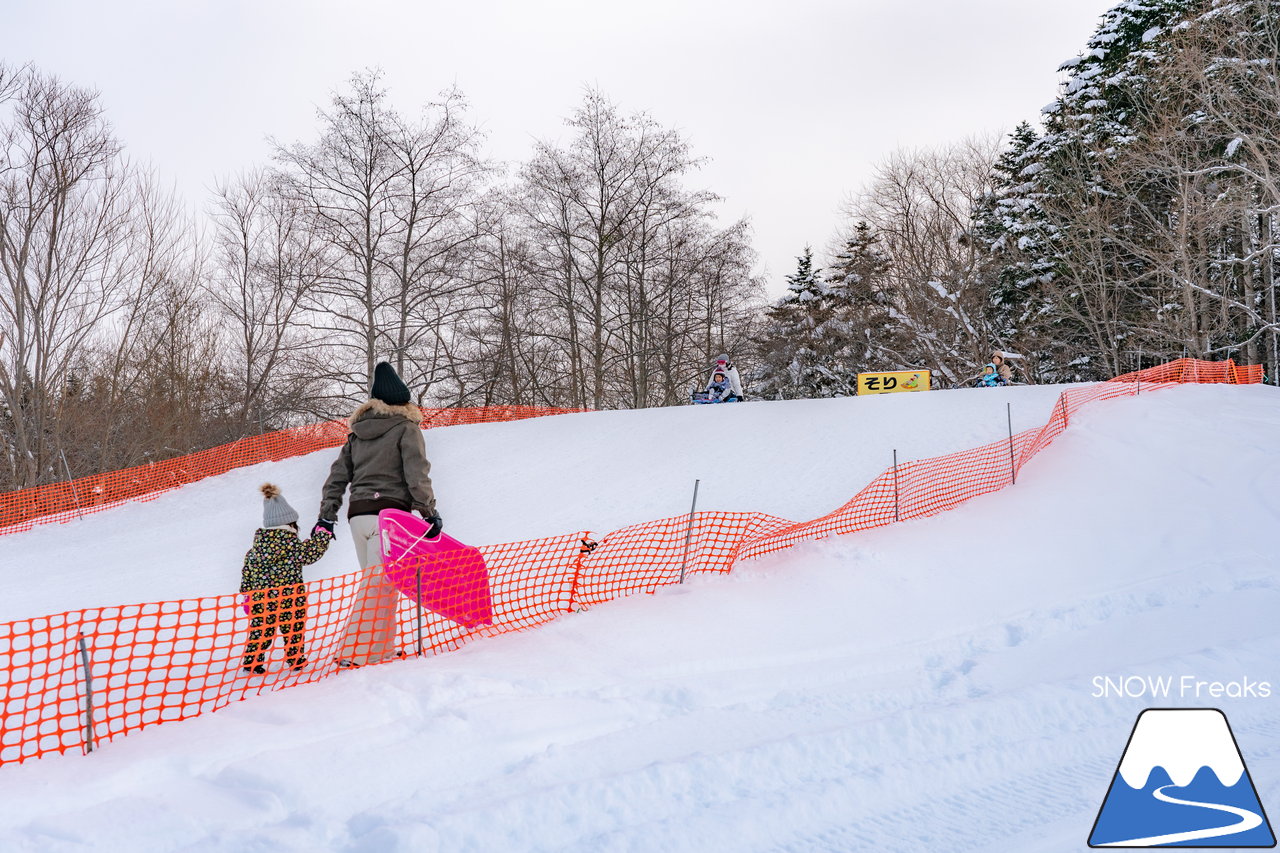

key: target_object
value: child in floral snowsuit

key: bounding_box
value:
[240,483,334,673]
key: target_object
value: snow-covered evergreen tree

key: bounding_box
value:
[976,123,1051,324]
[828,222,889,308]
[978,0,1202,379]
[751,248,858,399]
[973,122,1073,376]
[824,222,902,373]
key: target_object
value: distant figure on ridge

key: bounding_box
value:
[991,351,1014,385]
[698,354,744,403]
[705,368,734,403]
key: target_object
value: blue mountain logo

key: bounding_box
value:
[1089,708,1275,847]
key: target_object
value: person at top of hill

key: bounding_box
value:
[707,354,744,401]
[705,369,734,403]
[319,361,440,668]
[240,483,333,674]
[978,363,1001,387]
[991,351,1014,385]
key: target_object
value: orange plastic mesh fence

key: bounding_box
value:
[0,406,588,535]
[0,360,1262,766]
[575,511,793,605]
[1,530,591,763]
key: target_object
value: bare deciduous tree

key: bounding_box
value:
[209,169,329,430]
[272,71,488,411]
[0,69,139,487]
[511,90,761,408]
[844,139,1001,386]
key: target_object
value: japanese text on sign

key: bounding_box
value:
[857,370,931,395]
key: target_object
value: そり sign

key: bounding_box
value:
[856,370,930,395]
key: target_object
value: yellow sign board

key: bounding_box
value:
[857,370,931,395]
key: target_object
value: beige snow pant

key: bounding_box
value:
[335,514,401,665]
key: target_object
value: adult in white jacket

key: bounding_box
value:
[708,354,745,400]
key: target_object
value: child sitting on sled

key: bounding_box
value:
[240,483,334,674]
[710,355,744,400]
[705,369,735,402]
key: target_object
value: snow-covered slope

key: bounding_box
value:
[1,383,1278,853]
[0,383,1069,621]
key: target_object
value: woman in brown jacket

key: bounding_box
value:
[319,361,441,667]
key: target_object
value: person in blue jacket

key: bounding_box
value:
[979,363,1001,387]
[705,369,735,402]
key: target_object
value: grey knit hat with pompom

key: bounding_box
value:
[260,483,299,527]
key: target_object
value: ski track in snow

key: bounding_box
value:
[0,384,1278,852]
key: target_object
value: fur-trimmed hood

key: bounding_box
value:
[348,398,423,428]
[321,397,436,521]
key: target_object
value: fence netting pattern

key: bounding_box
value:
[0,360,1262,766]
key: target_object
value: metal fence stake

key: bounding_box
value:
[76,633,97,754]
[60,451,84,520]
[678,479,700,584]
[416,560,424,657]
[893,449,901,522]
[1007,403,1017,485]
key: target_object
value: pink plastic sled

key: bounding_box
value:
[378,509,494,628]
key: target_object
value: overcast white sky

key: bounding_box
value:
[3,0,1111,295]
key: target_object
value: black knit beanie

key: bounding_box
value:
[371,361,411,406]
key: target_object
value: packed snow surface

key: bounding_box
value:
[0,384,1070,620]
[1,383,1279,852]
